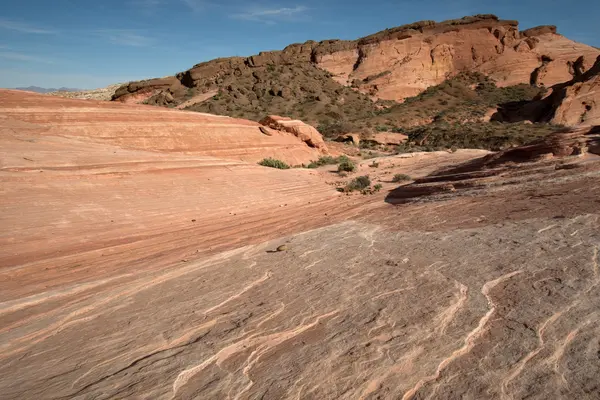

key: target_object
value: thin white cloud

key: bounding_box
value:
[95,30,154,47]
[0,18,57,34]
[181,0,207,12]
[231,5,308,23]
[0,51,54,64]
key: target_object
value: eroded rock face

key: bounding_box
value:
[548,56,600,126]
[112,15,599,106]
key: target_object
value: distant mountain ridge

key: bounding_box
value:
[13,86,82,94]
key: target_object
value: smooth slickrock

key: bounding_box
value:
[2,91,600,400]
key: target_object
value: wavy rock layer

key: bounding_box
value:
[0,90,326,165]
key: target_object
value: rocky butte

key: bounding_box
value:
[112,14,599,106]
[1,13,600,400]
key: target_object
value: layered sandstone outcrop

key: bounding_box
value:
[0,89,327,165]
[112,15,600,106]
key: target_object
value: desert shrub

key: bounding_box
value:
[307,155,350,168]
[369,160,380,168]
[338,159,356,173]
[258,158,290,169]
[392,173,412,182]
[373,184,383,192]
[344,175,371,192]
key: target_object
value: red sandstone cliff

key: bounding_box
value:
[112,15,599,106]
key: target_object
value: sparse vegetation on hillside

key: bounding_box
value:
[395,122,564,152]
[187,63,378,133]
[375,72,546,129]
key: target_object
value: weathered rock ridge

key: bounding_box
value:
[113,15,599,107]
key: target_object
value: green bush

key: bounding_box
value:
[392,173,412,182]
[373,184,383,192]
[338,159,356,173]
[258,158,290,169]
[307,155,350,169]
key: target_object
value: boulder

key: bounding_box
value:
[259,115,328,151]
[336,133,361,146]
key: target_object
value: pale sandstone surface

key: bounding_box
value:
[1,92,600,399]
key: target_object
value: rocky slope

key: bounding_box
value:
[0,89,327,165]
[112,15,599,113]
[1,90,599,398]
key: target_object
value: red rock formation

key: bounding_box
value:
[112,15,599,105]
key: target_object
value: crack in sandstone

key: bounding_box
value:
[170,310,339,399]
[401,271,523,400]
[593,246,599,278]
[202,271,272,316]
[436,281,469,334]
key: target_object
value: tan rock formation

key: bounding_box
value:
[0,90,326,165]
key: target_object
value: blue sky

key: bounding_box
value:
[1,0,598,89]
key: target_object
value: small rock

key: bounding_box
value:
[276,245,288,252]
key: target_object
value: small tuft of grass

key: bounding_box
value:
[258,158,290,169]
[392,173,412,182]
[373,184,383,192]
